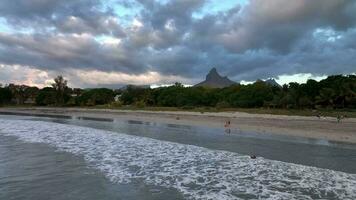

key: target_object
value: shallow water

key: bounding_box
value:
[15,114,356,173]
[1,115,356,199]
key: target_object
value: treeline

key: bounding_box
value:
[120,75,356,109]
[0,76,116,107]
[0,75,355,109]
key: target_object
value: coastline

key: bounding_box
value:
[1,107,356,144]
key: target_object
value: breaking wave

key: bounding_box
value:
[0,119,355,200]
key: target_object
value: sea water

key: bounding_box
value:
[0,116,356,199]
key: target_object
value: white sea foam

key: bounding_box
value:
[0,119,355,200]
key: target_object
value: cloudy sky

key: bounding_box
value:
[0,0,355,88]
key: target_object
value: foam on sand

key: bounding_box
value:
[1,119,356,199]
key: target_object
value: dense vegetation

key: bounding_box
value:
[0,75,355,110]
[0,86,12,105]
[76,88,115,106]
[120,75,356,109]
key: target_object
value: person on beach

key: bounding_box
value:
[337,115,342,123]
[225,129,231,134]
[224,120,231,128]
[224,120,231,134]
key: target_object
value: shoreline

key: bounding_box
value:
[1,107,356,144]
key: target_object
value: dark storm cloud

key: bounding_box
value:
[54,14,126,37]
[0,0,63,18]
[0,0,356,86]
[148,46,207,77]
[0,33,144,74]
[0,0,125,36]
[222,28,356,81]
[212,0,356,53]
[162,0,356,79]
[139,0,205,29]
[122,0,206,49]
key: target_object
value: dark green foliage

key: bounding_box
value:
[3,74,356,109]
[0,87,12,105]
[7,84,39,105]
[120,86,149,105]
[76,88,115,106]
[227,81,274,108]
[52,75,70,106]
[36,87,56,106]
[117,75,356,109]
[36,87,69,106]
[151,83,218,107]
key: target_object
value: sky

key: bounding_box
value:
[0,0,355,88]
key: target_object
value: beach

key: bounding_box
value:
[1,107,355,144]
[2,107,356,199]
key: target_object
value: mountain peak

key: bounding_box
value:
[195,68,236,88]
[209,67,218,73]
[265,78,281,87]
[206,67,220,80]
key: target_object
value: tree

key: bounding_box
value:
[0,87,12,105]
[76,88,115,106]
[52,76,69,105]
[6,73,352,110]
[287,82,302,108]
[120,86,150,105]
[228,81,274,108]
[36,87,56,106]
[24,86,39,104]
[8,84,30,105]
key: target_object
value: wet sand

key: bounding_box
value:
[1,107,356,144]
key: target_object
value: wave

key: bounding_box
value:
[0,119,355,200]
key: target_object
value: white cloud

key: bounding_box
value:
[132,18,143,28]
[313,28,343,42]
[95,35,122,46]
[71,69,192,87]
[276,73,327,85]
[164,19,176,31]
[0,64,52,87]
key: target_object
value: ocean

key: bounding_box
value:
[1,114,356,199]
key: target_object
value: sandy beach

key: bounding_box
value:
[1,107,356,144]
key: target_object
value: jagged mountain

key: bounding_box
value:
[264,78,281,87]
[195,68,237,88]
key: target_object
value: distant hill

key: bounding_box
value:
[120,84,151,91]
[264,78,281,87]
[195,68,237,88]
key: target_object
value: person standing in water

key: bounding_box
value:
[224,120,231,134]
[224,120,231,128]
